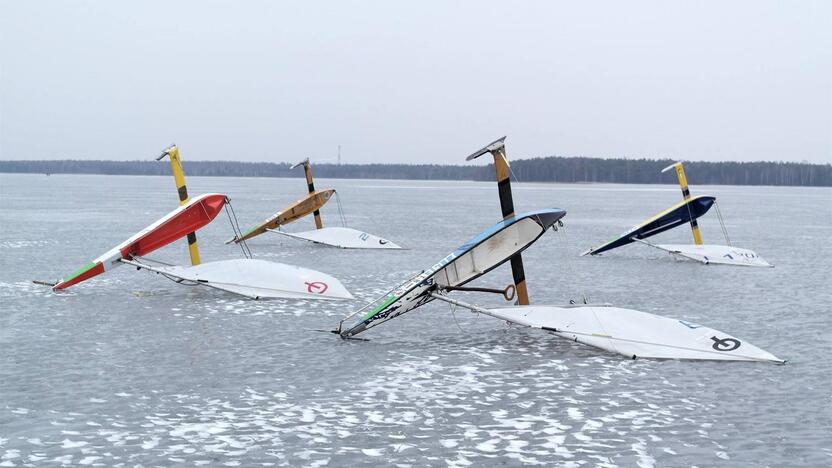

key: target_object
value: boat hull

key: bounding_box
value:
[583,195,715,255]
[53,193,227,290]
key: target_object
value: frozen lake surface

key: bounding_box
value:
[1,173,830,466]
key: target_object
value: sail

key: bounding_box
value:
[130,258,354,300]
[340,208,566,337]
[270,226,402,249]
[228,189,335,244]
[53,193,227,290]
[649,244,773,267]
[484,305,783,363]
[582,195,715,256]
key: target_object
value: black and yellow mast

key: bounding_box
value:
[466,136,530,305]
[661,161,704,245]
[291,158,324,229]
[156,144,201,265]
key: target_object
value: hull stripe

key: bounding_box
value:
[53,261,106,290]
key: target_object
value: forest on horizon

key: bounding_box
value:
[1,156,829,187]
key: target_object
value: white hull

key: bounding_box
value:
[485,305,783,363]
[136,258,354,300]
[652,243,772,267]
[270,227,402,249]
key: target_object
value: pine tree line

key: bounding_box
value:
[0,157,829,186]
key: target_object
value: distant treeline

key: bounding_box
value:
[1,157,830,186]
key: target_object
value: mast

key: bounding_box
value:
[156,144,201,265]
[291,158,324,229]
[465,136,530,305]
[661,161,703,245]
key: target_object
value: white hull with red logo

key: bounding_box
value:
[128,258,353,300]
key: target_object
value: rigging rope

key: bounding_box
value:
[555,218,581,303]
[334,192,348,227]
[714,200,732,246]
[447,298,465,333]
[157,271,197,285]
[128,257,198,286]
[224,199,252,259]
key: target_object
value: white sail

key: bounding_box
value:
[484,305,783,363]
[269,226,401,249]
[128,258,354,300]
[651,243,772,267]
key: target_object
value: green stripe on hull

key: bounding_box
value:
[62,261,99,282]
[362,294,398,321]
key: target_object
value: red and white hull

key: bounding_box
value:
[53,193,227,290]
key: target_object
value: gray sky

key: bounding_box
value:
[1,1,830,164]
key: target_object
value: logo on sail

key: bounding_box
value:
[305,281,329,294]
[710,336,740,351]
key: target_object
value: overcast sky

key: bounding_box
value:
[1,1,829,164]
